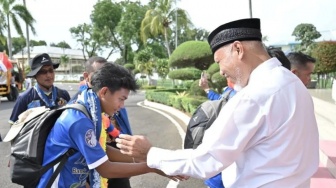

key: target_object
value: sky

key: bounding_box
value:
[11,0,336,60]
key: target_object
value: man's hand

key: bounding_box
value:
[199,77,209,90]
[155,169,190,182]
[116,134,152,161]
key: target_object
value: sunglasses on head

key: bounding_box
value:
[37,68,54,75]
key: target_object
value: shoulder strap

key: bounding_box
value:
[223,88,234,101]
[61,103,91,119]
[45,148,76,188]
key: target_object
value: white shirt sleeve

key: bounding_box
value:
[147,93,264,179]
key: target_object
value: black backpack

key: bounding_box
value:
[184,90,232,149]
[4,104,90,188]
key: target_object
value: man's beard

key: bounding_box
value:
[233,66,243,92]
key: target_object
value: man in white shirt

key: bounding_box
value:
[116,18,319,188]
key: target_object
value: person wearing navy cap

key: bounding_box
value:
[116,18,319,187]
[8,53,70,124]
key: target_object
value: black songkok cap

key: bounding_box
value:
[208,18,262,53]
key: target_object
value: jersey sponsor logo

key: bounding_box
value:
[72,167,88,174]
[74,156,87,166]
[85,129,97,147]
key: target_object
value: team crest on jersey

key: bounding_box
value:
[85,129,97,147]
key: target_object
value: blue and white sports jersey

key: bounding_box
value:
[37,109,107,188]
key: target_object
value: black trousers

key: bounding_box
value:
[107,142,131,188]
[107,177,131,188]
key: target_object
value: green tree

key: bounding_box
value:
[140,0,191,57]
[0,0,36,58]
[30,39,47,46]
[292,23,321,52]
[91,0,122,60]
[11,36,25,55]
[171,27,208,51]
[50,41,71,49]
[116,1,147,64]
[156,58,169,80]
[60,55,70,73]
[0,11,7,47]
[134,47,156,82]
[12,37,46,56]
[311,41,336,88]
[70,23,103,60]
[169,41,213,70]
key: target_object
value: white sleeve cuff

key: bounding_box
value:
[147,147,163,169]
[87,155,108,169]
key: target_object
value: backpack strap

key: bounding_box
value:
[62,103,91,119]
[45,103,91,187]
[222,88,234,101]
[45,148,76,187]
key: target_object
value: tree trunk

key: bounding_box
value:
[6,14,13,59]
[23,0,31,65]
[164,27,171,57]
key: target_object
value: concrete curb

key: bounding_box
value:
[143,100,191,126]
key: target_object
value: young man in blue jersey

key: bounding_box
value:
[71,56,134,188]
[37,63,179,188]
[8,53,70,124]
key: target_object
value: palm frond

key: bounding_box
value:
[10,13,23,36]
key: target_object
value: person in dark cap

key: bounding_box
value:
[8,53,70,124]
[116,18,319,187]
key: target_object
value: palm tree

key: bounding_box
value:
[60,55,70,74]
[0,0,36,59]
[140,0,191,57]
[0,10,7,46]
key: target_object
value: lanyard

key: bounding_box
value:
[34,84,57,107]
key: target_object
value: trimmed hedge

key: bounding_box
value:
[207,63,219,76]
[124,63,135,70]
[168,68,202,80]
[169,41,213,70]
[211,72,227,92]
[145,89,207,114]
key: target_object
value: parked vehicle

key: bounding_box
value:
[0,59,24,101]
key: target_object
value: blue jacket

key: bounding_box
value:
[207,86,236,101]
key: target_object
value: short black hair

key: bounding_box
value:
[267,46,291,70]
[286,52,316,70]
[84,56,107,73]
[90,63,138,93]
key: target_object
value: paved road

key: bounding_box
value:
[0,83,205,188]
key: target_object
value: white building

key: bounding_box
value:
[13,45,87,74]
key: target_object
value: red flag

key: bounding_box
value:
[0,52,13,69]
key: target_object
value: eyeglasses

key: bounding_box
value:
[37,68,54,75]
